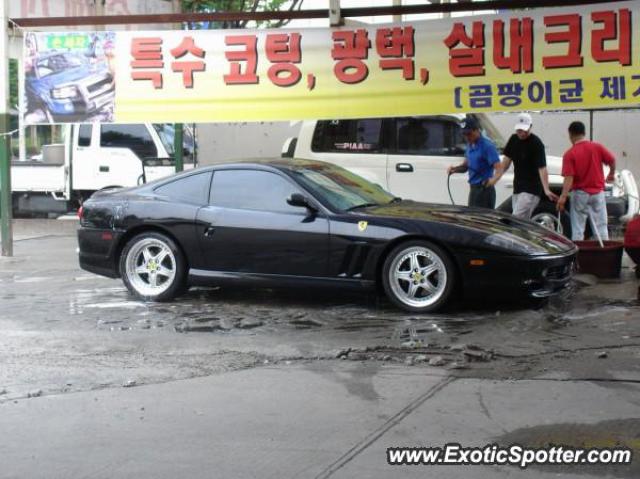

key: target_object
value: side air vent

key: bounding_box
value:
[338,243,371,278]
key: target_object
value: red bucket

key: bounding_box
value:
[574,240,624,278]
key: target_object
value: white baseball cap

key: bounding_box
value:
[514,113,533,131]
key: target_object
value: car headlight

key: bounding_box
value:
[484,232,548,255]
[51,85,78,99]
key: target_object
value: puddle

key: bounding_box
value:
[84,302,148,309]
[13,276,50,284]
[496,418,640,477]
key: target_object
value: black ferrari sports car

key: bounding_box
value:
[78,159,577,312]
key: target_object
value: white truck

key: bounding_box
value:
[11,123,196,216]
[284,114,639,237]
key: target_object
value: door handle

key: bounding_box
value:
[99,165,109,172]
[396,163,414,173]
[204,226,216,237]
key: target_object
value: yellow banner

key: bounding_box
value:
[22,0,640,124]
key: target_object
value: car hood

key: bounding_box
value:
[356,200,576,255]
[37,66,106,90]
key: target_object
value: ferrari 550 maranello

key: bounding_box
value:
[78,159,577,312]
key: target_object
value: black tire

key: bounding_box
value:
[381,239,455,313]
[531,201,572,239]
[119,232,187,301]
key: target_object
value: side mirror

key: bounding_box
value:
[287,193,317,212]
[281,137,297,158]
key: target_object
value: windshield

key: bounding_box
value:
[153,123,195,161]
[36,54,86,78]
[473,113,507,150]
[288,162,395,211]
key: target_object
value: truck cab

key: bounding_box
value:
[11,123,196,216]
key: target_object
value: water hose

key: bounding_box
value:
[447,172,456,206]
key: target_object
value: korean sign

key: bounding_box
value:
[22,0,640,124]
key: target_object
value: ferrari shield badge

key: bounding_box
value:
[358,221,368,232]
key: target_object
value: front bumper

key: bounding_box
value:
[458,250,577,299]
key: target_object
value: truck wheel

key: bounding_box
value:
[119,232,187,302]
[382,240,455,313]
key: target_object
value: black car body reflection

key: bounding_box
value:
[78,159,577,312]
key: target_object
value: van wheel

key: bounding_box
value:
[119,232,186,301]
[382,240,455,313]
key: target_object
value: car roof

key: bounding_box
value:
[205,158,338,173]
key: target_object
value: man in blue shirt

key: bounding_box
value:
[447,117,502,209]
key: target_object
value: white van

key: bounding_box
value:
[285,114,639,236]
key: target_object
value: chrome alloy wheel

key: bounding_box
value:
[387,246,447,309]
[532,212,562,234]
[125,238,177,297]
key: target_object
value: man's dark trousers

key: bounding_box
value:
[468,184,496,209]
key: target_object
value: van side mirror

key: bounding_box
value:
[287,193,317,212]
[281,137,297,158]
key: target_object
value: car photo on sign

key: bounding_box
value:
[78,159,577,313]
[23,32,115,124]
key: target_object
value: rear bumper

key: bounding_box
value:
[459,250,577,299]
[77,227,123,278]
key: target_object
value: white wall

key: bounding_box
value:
[196,122,299,165]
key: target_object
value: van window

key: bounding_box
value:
[311,119,382,154]
[78,124,92,147]
[100,124,157,159]
[392,118,464,156]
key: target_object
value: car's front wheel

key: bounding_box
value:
[382,240,455,313]
[119,232,186,301]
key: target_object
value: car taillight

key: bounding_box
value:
[77,206,84,220]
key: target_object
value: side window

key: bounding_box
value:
[154,171,212,205]
[78,124,92,147]
[210,170,301,213]
[393,118,464,156]
[100,124,157,159]
[311,119,382,154]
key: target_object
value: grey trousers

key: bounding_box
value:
[512,192,541,219]
[570,190,608,241]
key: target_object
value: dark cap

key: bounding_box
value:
[460,117,480,132]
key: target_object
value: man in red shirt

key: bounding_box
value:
[557,121,616,241]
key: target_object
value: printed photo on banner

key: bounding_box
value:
[23,32,116,125]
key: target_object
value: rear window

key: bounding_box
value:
[311,119,382,154]
[154,171,211,205]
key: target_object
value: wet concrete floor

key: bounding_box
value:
[0,228,639,477]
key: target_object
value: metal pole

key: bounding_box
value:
[392,0,401,23]
[17,54,26,162]
[329,0,342,27]
[0,0,13,257]
[442,0,451,19]
[589,109,594,141]
[174,123,183,173]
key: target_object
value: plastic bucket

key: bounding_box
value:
[574,240,623,278]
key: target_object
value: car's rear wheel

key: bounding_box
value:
[120,232,186,301]
[382,240,455,313]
